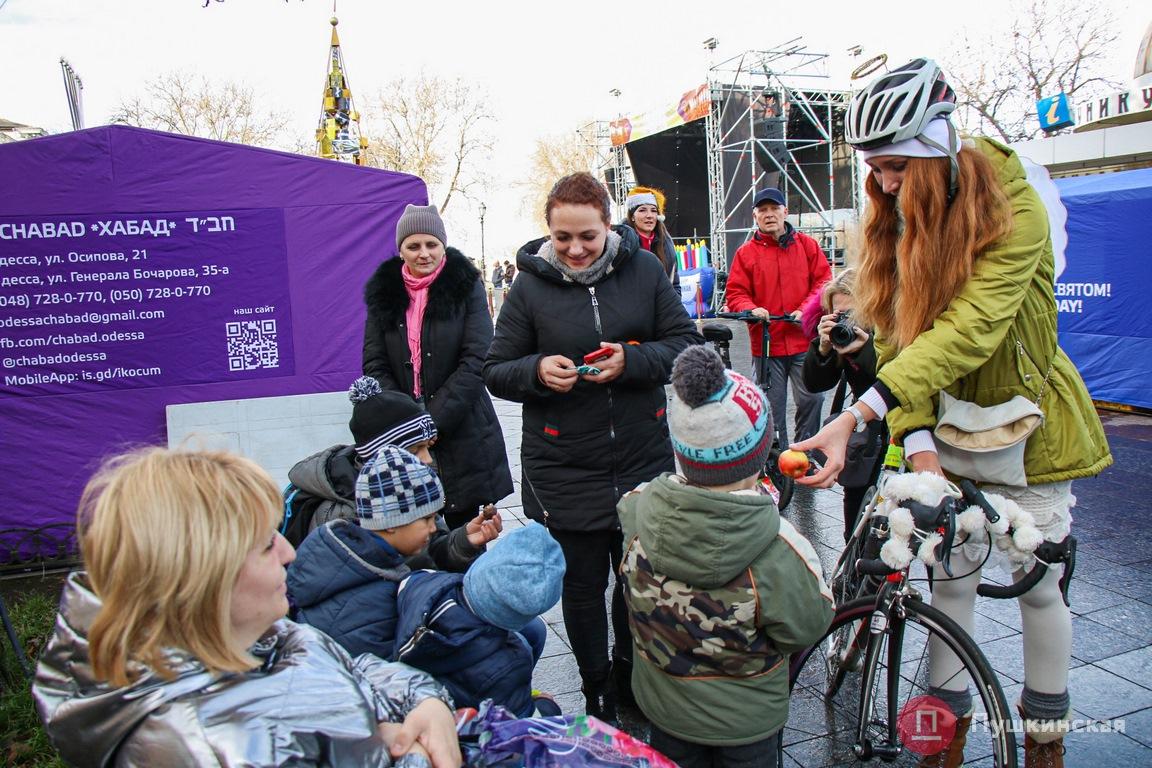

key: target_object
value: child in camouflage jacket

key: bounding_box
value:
[618,345,833,766]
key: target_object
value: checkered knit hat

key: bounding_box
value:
[668,345,773,486]
[355,445,444,530]
[348,377,437,461]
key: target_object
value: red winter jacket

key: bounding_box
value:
[725,225,831,357]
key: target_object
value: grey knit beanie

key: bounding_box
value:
[355,445,444,530]
[395,204,447,250]
[668,345,774,486]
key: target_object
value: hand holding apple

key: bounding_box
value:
[777,449,811,479]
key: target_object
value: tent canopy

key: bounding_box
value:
[0,126,426,546]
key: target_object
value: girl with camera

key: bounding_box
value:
[801,268,886,542]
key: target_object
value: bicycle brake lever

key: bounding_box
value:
[905,499,956,577]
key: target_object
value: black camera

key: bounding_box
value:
[830,311,858,347]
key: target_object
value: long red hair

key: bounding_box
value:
[855,149,1013,351]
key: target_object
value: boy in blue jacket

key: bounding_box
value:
[289,446,563,716]
[394,522,565,717]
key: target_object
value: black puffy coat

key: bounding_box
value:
[363,248,513,518]
[483,226,702,532]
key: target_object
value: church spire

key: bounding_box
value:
[315,14,368,164]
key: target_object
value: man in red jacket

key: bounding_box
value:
[724,188,831,447]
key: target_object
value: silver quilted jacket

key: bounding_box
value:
[33,572,453,767]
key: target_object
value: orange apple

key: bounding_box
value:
[777,449,810,479]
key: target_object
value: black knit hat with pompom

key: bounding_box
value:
[347,376,437,461]
[668,345,773,486]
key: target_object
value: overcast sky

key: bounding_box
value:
[1,0,1147,258]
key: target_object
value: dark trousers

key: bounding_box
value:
[546,527,631,687]
[758,353,823,448]
[649,726,781,768]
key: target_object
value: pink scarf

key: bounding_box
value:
[401,258,447,397]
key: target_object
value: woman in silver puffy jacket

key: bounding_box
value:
[32,446,461,768]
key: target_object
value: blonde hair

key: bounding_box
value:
[79,446,281,686]
[855,148,1013,350]
[821,268,858,313]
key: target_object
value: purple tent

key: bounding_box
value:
[0,126,425,555]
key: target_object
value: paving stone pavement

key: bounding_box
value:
[488,320,1151,763]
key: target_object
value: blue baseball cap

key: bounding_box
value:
[753,188,786,207]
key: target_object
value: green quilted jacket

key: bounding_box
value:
[875,137,1111,484]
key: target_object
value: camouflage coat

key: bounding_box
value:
[618,474,833,745]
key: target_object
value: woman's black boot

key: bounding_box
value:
[581,676,617,725]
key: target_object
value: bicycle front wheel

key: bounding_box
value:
[785,596,1018,767]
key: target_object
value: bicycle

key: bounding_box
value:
[700,310,800,510]
[783,471,1078,767]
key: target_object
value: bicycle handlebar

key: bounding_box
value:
[853,479,1077,602]
[715,310,800,324]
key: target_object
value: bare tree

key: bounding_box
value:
[516,129,598,235]
[112,72,289,148]
[362,72,495,214]
[945,0,1120,143]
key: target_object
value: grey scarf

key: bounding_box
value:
[537,230,622,285]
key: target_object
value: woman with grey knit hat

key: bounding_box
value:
[363,204,513,531]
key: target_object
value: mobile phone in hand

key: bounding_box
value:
[583,347,612,365]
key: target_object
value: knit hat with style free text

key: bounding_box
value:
[348,376,437,461]
[463,522,566,631]
[355,445,444,530]
[668,345,774,486]
[395,203,447,250]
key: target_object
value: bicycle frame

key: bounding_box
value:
[856,575,920,761]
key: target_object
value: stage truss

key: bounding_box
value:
[578,120,635,223]
[706,44,860,278]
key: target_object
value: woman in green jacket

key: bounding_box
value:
[795,59,1110,768]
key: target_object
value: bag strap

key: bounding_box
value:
[829,372,849,415]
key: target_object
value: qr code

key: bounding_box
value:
[226,320,280,371]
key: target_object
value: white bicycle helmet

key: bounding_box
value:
[845,58,956,150]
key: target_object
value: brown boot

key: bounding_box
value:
[1018,703,1069,768]
[917,714,972,768]
[1024,734,1066,768]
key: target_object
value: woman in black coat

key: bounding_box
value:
[484,173,702,722]
[363,204,513,530]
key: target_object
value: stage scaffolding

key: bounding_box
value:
[705,43,859,282]
[578,120,634,223]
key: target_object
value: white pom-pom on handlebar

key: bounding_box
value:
[919,532,944,566]
[1012,524,1044,554]
[881,538,914,570]
[888,507,915,538]
[957,506,986,534]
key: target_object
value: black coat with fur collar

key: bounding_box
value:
[363,248,512,520]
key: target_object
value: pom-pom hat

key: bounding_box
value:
[347,376,437,461]
[668,345,774,486]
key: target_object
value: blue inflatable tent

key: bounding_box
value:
[1055,167,1152,410]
